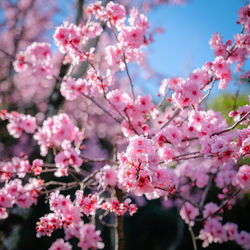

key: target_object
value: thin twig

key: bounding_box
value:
[160,109,180,129]
[210,110,250,137]
[0,48,16,60]
[199,175,213,208]
[183,203,198,250]
[173,151,200,159]
[81,93,121,124]
[81,156,115,165]
[188,225,198,250]
[108,19,135,101]
[196,188,241,222]
[123,54,135,101]
[198,77,216,106]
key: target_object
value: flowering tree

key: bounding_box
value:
[0,1,249,249]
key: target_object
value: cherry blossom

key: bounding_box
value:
[0,1,249,250]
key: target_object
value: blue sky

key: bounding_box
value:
[148,0,247,76]
[143,0,250,99]
[50,0,249,100]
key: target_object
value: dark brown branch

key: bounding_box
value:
[76,0,84,25]
[115,188,125,250]
[196,188,241,222]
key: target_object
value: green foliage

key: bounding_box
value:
[208,93,248,126]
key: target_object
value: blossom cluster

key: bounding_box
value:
[14,42,53,78]
[0,1,249,250]
[1,110,37,138]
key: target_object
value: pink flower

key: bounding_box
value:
[159,78,168,95]
[236,230,250,250]
[75,191,99,216]
[168,76,184,90]
[49,239,72,250]
[199,218,227,247]
[105,45,124,71]
[34,113,81,156]
[78,224,104,250]
[36,213,62,237]
[180,202,199,226]
[119,26,144,49]
[135,95,155,114]
[164,125,183,145]
[61,77,89,100]
[213,56,232,89]
[81,22,103,39]
[102,165,118,187]
[189,68,210,85]
[107,89,132,116]
[55,148,83,176]
[6,112,37,138]
[237,4,250,31]
[203,202,219,218]
[209,32,227,58]
[224,222,239,241]
[31,159,43,176]
[13,42,53,77]
[54,22,92,65]
[235,165,250,190]
[158,145,174,161]
[0,208,8,220]
[215,169,237,189]
[172,79,202,107]
[0,190,13,208]
[21,115,37,133]
[152,167,178,191]
[101,197,138,216]
[106,2,126,29]
[196,172,209,188]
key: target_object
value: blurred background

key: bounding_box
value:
[0,0,249,249]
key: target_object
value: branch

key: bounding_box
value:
[75,0,84,25]
[123,54,135,101]
[0,48,16,60]
[39,181,78,195]
[171,193,200,209]
[80,93,121,124]
[115,188,125,250]
[160,109,181,129]
[173,151,200,159]
[81,156,115,165]
[170,153,209,163]
[198,77,216,106]
[108,20,135,101]
[210,110,250,137]
[188,224,198,250]
[99,210,117,228]
[183,203,198,250]
[196,188,241,222]
[199,175,213,208]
